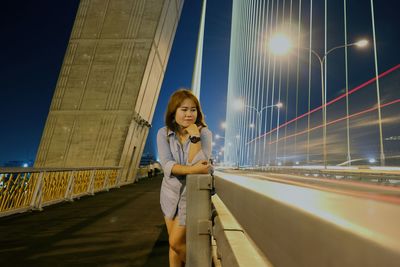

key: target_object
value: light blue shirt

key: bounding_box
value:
[157,126,212,225]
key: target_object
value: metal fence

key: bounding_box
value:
[0,167,121,217]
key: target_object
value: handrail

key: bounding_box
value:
[186,174,213,267]
[212,194,272,267]
[0,167,123,217]
[0,166,121,173]
[213,171,400,267]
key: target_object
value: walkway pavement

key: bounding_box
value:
[0,175,169,267]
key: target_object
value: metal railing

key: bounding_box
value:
[186,174,271,267]
[0,167,121,217]
[213,170,400,267]
[186,170,400,266]
[186,174,213,267]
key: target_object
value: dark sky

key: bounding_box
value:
[0,1,81,164]
[0,1,399,165]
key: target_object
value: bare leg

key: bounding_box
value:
[165,217,184,267]
[169,217,186,263]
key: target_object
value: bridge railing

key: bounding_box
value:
[186,174,271,267]
[187,170,400,267]
[0,167,121,218]
[212,170,400,267]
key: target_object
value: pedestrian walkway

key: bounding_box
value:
[0,175,168,267]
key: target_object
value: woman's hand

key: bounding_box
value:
[185,124,201,136]
[190,160,210,174]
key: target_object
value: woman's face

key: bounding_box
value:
[175,98,197,129]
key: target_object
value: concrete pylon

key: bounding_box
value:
[35,0,184,183]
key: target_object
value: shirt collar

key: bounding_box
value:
[167,128,175,137]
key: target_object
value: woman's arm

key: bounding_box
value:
[157,127,210,177]
[187,127,212,164]
[184,124,202,163]
[171,160,210,175]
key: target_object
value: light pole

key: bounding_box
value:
[235,134,240,168]
[269,34,368,168]
[235,100,283,167]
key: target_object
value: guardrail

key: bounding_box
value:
[0,167,122,217]
[213,170,400,267]
[186,174,271,267]
[186,174,213,266]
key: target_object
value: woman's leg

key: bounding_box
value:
[169,216,186,263]
[165,217,183,267]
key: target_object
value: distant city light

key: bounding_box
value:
[369,158,376,163]
[23,163,28,168]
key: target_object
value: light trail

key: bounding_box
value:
[268,98,400,145]
[246,172,400,205]
[247,63,400,144]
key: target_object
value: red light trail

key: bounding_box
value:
[246,63,400,145]
[268,98,400,145]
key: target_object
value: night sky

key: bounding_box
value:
[0,1,399,166]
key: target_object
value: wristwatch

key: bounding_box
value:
[189,135,201,143]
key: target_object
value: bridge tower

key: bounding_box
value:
[35,0,184,183]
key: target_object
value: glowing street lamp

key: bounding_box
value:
[215,134,224,140]
[234,99,283,166]
[269,34,292,55]
[269,34,369,168]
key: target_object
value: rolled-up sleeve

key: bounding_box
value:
[157,128,177,178]
[187,127,212,165]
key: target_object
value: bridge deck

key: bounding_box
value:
[0,176,168,267]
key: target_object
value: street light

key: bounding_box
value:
[215,134,224,140]
[269,34,368,168]
[235,99,283,166]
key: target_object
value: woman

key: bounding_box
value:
[157,89,212,267]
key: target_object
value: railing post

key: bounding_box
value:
[87,170,96,195]
[186,174,213,267]
[30,171,45,211]
[65,171,76,201]
[115,169,122,188]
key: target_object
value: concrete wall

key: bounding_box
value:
[35,0,184,182]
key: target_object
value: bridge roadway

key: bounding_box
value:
[0,175,168,267]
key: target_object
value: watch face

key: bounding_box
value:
[190,136,201,143]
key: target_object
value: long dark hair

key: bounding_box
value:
[165,89,207,132]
